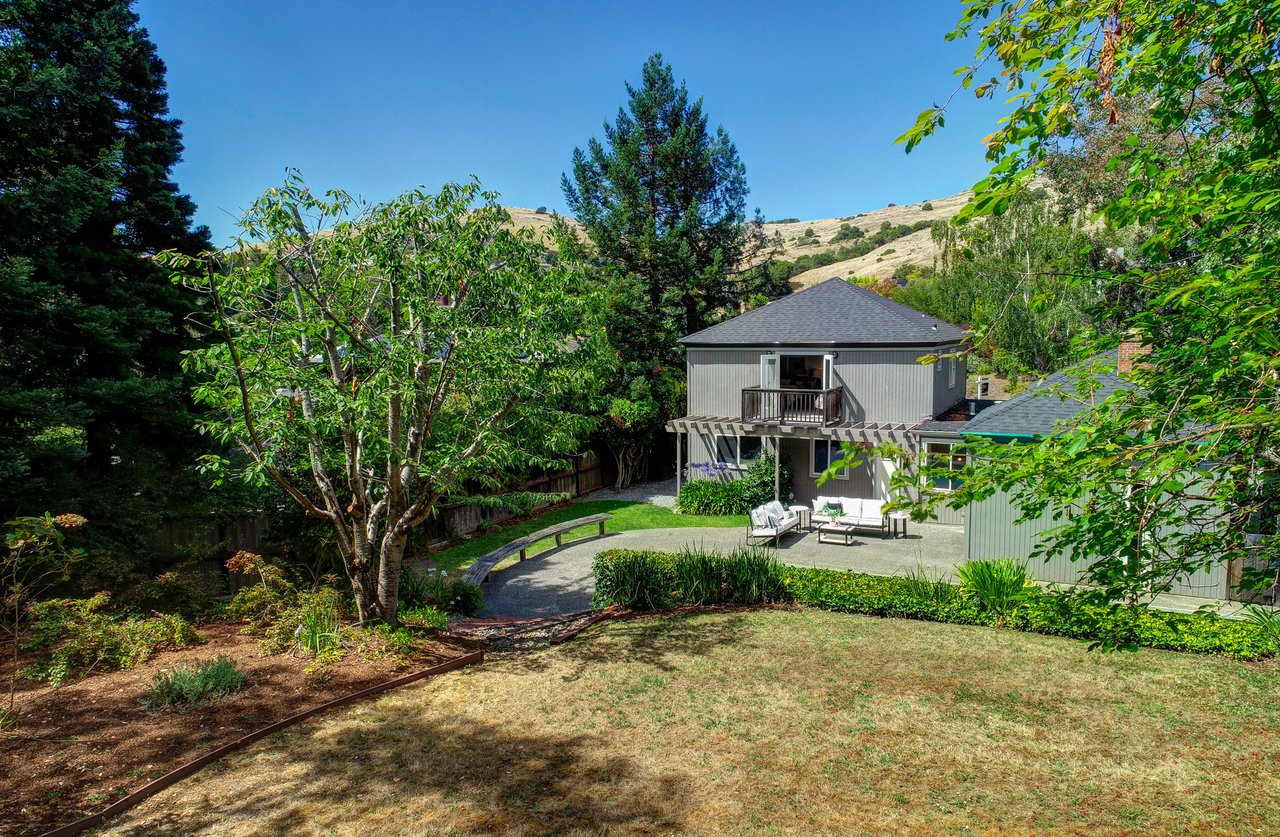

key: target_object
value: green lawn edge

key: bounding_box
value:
[422,498,747,572]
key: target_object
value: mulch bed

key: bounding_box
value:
[0,620,471,837]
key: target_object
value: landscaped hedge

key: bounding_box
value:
[591,550,1276,661]
[592,548,789,610]
[784,566,1275,661]
[675,454,791,515]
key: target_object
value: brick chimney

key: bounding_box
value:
[1117,334,1148,378]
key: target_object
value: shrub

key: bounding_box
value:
[738,454,793,508]
[225,551,295,628]
[593,547,790,610]
[22,593,204,685]
[921,201,934,211]
[831,223,864,243]
[121,562,224,620]
[400,566,484,615]
[448,580,484,616]
[1241,604,1280,651]
[675,479,747,516]
[956,558,1035,617]
[592,550,676,610]
[534,206,548,214]
[783,567,1274,661]
[141,656,245,711]
[263,588,344,657]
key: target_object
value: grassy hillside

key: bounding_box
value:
[504,189,972,288]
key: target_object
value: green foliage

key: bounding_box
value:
[399,567,484,616]
[675,454,792,515]
[899,0,1280,605]
[398,605,448,630]
[674,480,746,516]
[956,558,1034,617]
[264,588,344,657]
[164,174,604,625]
[141,656,245,711]
[225,552,296,628]
[900,564,957,604]
[562,53,769,486]
[921,202,934,211]
[21,593,203,685]
[591,547,789,610]
[784,567,1273,661]
[1240,605,1280,653]
[831,223,864,243]
[0,0,211,534]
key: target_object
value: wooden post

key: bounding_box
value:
[675,428,683,498]
[772,439,780,500]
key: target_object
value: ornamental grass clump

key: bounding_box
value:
[956,558,1035,618]
[142,656,245,711]
[901,564,958,604]
[593,547,790,610]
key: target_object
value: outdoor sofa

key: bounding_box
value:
[811,495,889,538]
[747,500,800,545]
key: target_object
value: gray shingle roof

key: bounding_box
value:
[680,278,969,347]
[961,354,1128,437]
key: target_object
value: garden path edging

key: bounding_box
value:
[37,650,484,837]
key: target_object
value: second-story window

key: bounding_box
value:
[708,434,762,469]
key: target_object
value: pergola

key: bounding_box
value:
[665,416,917,501]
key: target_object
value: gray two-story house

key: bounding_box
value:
[667,278,970,512]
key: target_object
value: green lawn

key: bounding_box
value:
[103,609,1280,835]
[423,498,747,571]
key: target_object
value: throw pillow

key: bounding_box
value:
[822,503,842,517]
[765,514,780,528]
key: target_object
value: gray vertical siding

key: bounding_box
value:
[966,486,1229,599]
[686,348,760,417]
[931,344,966,417]
[833,349,935,424]
[686,346,960,424]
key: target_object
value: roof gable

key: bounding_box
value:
[680,279,969,347]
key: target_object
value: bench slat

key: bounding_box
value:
[460,513,613,585]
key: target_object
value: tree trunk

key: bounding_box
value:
[611,443,650,490]
[372,535,409,626]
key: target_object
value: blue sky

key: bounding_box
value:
[136,1,1005,247]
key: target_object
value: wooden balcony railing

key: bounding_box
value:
[741,386,842,427]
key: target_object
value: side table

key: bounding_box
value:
[888,511,909,539]
[788,504,811,533]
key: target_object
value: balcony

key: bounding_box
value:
[741,386,843,427]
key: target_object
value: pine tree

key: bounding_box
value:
[0,0,210,531]
[562,53,762,488]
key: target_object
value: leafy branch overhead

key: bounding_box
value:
[901,1,1280,603]
[161,174,607,624]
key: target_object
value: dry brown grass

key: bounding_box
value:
[101,609,1280,835]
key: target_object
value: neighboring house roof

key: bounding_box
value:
[961,354,1128,437]
[680,278,969,347]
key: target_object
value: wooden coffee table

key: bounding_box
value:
[817,522,857,545]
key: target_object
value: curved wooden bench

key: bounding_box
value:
[461,513,613,585]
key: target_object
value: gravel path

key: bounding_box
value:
[573,477,677,509]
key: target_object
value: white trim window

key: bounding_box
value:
[708,434,763,470]
[924,441,965,491]
[811,439,849,480]
[948,356,957,389]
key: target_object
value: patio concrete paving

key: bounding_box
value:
[480,522,965,618]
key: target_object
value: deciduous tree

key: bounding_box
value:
[165,175,604,624]
[899,1,1280,604]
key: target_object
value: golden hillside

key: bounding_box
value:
[504,188,972,287]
